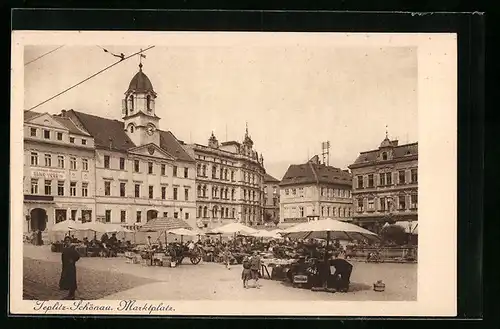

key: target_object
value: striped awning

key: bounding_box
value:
[139,217,192,232]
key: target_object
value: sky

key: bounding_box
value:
[24,39,417,180]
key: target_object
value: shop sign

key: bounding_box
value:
[31,168,65,180]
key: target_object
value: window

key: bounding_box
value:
[368,174,374,188]
[149,185,154,199]
[44,180,52,195]
[173,166,178,177]
[285,189,289,195]
[292,189,296,195]
[185,188,189,201]
[30,128,37,137]
[357,176,364,189]
[105,210,111,223]
[30,152,38,166]
[136,211,141,223]
[56,155,64,169]
[185,213,189,220]
[399,171,406,184]
[173,188,178,200]
[184,167,189,178]
[57,181,64,196]
[379,173,386,186]
[368,198,375,211]
[121,210,126,223]
[134,184,140,198]
[357,199,364,212]
[43,130,50,139]
[174,212,179,219]
[146,95,151,110]
[398,195,406,210]
[161,186,166,200]
[82,139,87,145]
[104,155,110,169]
[299,207,304,217]
[44,154,51,167]
[411,194,418,208]
[134,160,140,172]
[382,152,387,160]
[70,137,75,143]
[129,95,134,110]
[71,210,77,221]
[231,170,234,181]
[321,188,325,196]
[120,182,126,197]
[82,159,88,171]
[148,162,153,174]
[82,182,88,197]
[70,157,77,170]
[161,164,166,175]
[120,158,125,170]
[386,172,392,185]
[130,125,134,133]
[212,166,216,179]
[70,182,77,196]
[411,169,418,183]
[31,179,38,194]
[231,189,235,200]
[57,132,63,141]
[379,197,386,211]
[163,212,168,217]
[104,181,111,196]
[219,168,223,180]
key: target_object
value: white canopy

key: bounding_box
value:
[50,220,86,232]
[251,230,281,239]
[168,228,201,236]
[210,222,258,235]
[81,221,112,233]
[103,223,134,233]
[283,218,379,242]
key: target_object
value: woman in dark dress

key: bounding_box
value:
[59,236,80,300]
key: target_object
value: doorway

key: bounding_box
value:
[147,210,158,221]
[30,208,47,232]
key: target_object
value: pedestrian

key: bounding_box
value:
[250,251,262,289]
[330,253,353,293]
[59,236,81,300]
[223,245,231,269]
[241,255,252,288]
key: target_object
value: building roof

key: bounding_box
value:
[24,111,42,121]
[69,110,194,162]
[220,141,241,146]
[280,161,352,187]
[127,65,155,94]
[351,142,418,166]
[53,116,91,136]
[263,173,280,183]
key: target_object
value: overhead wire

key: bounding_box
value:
[24,45,65,66]
[24,46,155,112]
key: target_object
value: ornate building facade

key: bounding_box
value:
[23,63,198,232]
[279,155,353,228]
[263,173,280,225]
[183,128,266,230]
[348,134,418,233]
[23,111,96,232]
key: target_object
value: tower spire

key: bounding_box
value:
[385,125,389,139]
[245,122,249,137]
[139,48,146,71]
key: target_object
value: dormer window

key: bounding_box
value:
[382,152,388,160]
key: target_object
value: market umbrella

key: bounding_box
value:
[210,222,258,247]
[50,220,86,232]
[139,217,192,245]
[251,230,281,239]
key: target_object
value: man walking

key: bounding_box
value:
[59,236,81,299]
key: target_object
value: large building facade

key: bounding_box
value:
[263,173,280,225]
[348,135,418,233]
[23,64,197,232]
[183,130,266,230]
[279,156,353,228]
[23,111,97,232]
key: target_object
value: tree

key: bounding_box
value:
[380,224,407,246]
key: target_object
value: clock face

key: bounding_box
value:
[146,124,155,136]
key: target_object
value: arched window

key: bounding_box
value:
[225,208,229,218]
[203,185,207,197]
[212,165,217,179]
[146,95,151,111]
[231,189,235,200]
[197,164,201,176]
[129,95,134,111]
[382,152,388,160]
[212,206,218,218]
[203,206,208,218]
[231,208,236,218]
[202,165,207,176]
[197,185,201,197]
[198,206,202,218]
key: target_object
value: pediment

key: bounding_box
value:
[26,113,67,130]
[128,143,176,160]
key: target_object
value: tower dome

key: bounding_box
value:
[126,63,155,94]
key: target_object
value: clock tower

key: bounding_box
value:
[122,63,161,146]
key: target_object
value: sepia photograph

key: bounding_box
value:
[10,31,457,316]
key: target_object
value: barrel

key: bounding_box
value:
[373,280,386,292]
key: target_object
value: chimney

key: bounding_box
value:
[61,109,67,117]
[392,140,399,146]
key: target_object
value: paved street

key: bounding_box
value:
[23,244,416,301]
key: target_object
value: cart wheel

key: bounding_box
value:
[190,256,201,265]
